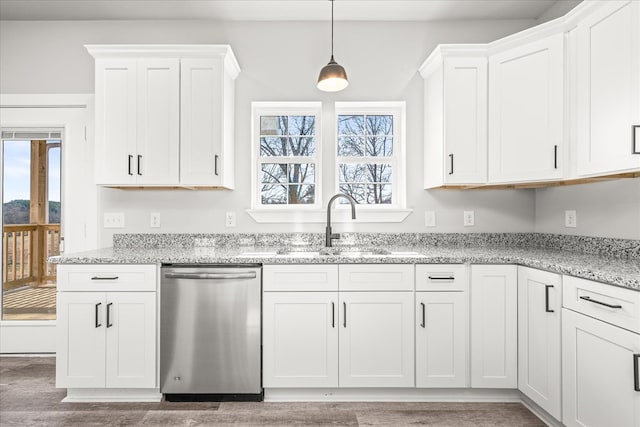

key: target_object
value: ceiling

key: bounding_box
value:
[0,0,568,22]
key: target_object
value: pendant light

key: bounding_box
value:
[317,0,348,92]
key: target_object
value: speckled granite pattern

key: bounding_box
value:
[52,244,640,291]
[113,232,639,259]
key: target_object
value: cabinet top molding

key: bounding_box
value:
[85,44,240,77]
[419,0,613,77]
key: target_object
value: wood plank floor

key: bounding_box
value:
[0,357,545,426]
[2,286,56,320]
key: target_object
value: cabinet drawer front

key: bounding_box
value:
[563,275,640,333]
[416,264,468,291]
[263,265,338,292]
[339,264,414,291]
[57,265,158,292]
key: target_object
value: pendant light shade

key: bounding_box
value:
[317,0,348,92]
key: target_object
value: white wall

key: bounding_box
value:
[535,179,640,240]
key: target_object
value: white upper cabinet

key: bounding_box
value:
[421,49,488,188]
[488,33,564,183]
[87,45,240,188]
[576,0,640,176]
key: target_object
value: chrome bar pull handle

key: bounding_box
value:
[343,302,347,328]
[579,295,622,309]
[420,302,426,328]
[634,354,640,392]
[332,302,335,328]
[95,302,102,328]
[545,285,554,313]
[428,275,455,281]
[106,303,113,328]
[91,276,119,280]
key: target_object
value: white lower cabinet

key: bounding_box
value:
[262,292,339,388]
[262,264,414,388]
[56,264,158,390]
[470,265,518,388]
[339,291,414,388]
[56,291,156,389]
[517,267,562,420]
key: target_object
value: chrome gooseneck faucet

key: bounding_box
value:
[326,193,357,247]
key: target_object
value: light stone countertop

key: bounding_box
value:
[51,245,640,291]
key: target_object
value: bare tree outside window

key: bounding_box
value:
[259,115,317,205]
[337,114,393,204]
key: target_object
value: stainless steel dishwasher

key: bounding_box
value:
[160,265,262,401]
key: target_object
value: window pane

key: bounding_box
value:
[364,163,392,183]
[338,136,364,157]
[367,184,392,204]
[340,163,392,184]
[339,183,366,204]
[288,116,315,136]
[288,163,315,184]
[260,137,287,156]
[338,115,364,135]
[288,184,315,204]
[366,136,393,156]
[260,116,287,135]
[339,163,367,183]
[366,115,393,136]
[261,163,287,183]
[288,137,316,157]
[261,184,287,204]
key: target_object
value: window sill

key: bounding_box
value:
[246,208,413,224]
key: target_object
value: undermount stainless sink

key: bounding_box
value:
[276,247,391,257]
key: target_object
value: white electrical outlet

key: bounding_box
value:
[103,212,125,228]
[225,211,237,227]
[425,211,436,227]
[463,210,475,227]
[565,210,577,228]
[150,212,161,228]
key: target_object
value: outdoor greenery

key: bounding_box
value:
[2,200,60,224]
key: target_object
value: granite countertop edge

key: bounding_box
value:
[50,246,640,292]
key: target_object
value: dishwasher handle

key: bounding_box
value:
[164,272,257,280]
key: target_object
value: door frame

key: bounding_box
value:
[0,94,96,353]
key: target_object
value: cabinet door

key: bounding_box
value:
[444,57,488,185]
[339,292,414,387]
[577,0,640,175]
[56,292,106,388]
[470,265,517,388]
[562,308,640,427]
[136,58,180,185]
[517,267,561,420]
[416,291,468,388]
[180,58,224,186]
[94,58,137,185]
[488,34,564,183]
[104,292,157,388]
[263,292,338,388]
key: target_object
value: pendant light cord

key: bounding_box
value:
[331,0,334,58]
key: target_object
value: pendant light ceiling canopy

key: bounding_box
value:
[317,0,348,92]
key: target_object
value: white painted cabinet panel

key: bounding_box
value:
[517,267,562,420]
[339,264,414,291]
[416,291,468,388]
[488,34,564,183]
[577,0,640,176]
[470,265,518,388]
[422,51,488,188]
[262,292,339,388]
[339,292,414,388]
[562,308,640,427]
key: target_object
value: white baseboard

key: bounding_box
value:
[264,388,522,403]
[62,388,162,403]
[0,321,56,353]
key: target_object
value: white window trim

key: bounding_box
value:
[249,101,322,212]
[334,101,407,210]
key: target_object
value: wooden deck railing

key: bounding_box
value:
[3,224,60,290]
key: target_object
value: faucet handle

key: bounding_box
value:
[331,232,341,241]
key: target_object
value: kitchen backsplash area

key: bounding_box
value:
[112,232,640,260]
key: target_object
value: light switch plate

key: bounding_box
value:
[463,211,475,227]
[425,211,436,227]
[103,212,125,228]
[565,210,577,228]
